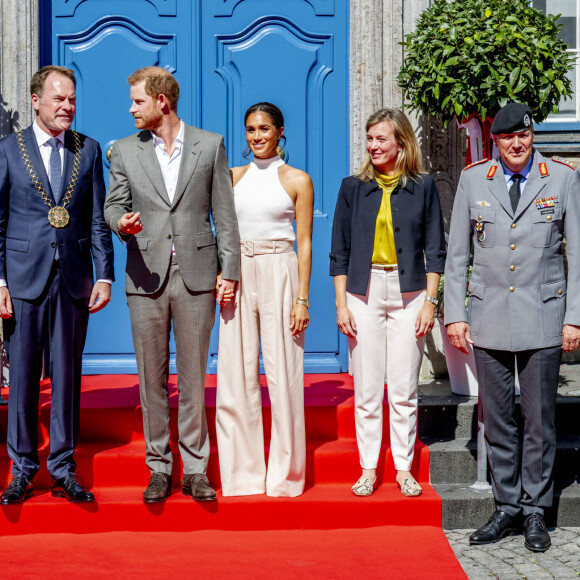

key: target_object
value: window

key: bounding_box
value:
[534,0,578,122]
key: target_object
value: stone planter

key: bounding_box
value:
[439,321,479,396]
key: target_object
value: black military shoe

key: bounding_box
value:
[469,510,521,545]
[523,513,551,552]
[51,474,95,503]
[1,477,33,504]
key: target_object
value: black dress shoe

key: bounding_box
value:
[143,472,172,503]
[469,510,521,545]
[182,473,216,502]
[51,474,95,503]
[523,513,551,552]
[1,477,33,504]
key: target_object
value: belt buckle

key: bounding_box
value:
[243,241,254,257]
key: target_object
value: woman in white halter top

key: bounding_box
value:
[216,103,314,497]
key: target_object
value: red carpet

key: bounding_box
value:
[0,374,466,577]
[0,527,466,579]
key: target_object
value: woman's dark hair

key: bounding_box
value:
[244,102,284,129]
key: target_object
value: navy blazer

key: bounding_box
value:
[330,174,446,295]
[0,125,114,300]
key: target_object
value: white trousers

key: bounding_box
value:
[216,244,305,497]
[347,269,426,471]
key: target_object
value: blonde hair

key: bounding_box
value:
[355,109,425,186]
[127,66,180,111]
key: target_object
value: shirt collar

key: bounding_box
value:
[501,153,534,181]
[151,120,184,149]
[33,121,65,147]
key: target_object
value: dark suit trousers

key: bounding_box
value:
[127,260,216,475]
[4,262,89,480]
[474,346,561,517]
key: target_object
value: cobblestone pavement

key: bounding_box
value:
[445,527,580,579]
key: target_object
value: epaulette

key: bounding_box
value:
[552,156,576,170]
[464,158,490,171]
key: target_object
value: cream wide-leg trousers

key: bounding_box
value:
[217,241,305,497]
[347,268,426,471]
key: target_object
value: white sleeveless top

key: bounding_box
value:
[234,155,296,242]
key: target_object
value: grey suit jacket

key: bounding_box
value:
[104,124,240,294]
[444,150,580,351]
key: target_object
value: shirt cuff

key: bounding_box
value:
[96,279,113,285]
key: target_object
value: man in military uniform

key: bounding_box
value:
[444,102,580,552]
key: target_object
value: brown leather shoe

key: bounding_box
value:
[182,473,216,502]
[143,472,172,503]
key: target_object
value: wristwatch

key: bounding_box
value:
[296,297,310,308]
[425,296,438,306]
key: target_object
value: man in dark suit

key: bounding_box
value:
[0,65,115,503]
[104,67,239,503]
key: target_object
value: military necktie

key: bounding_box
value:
[509,173,523,213]
[48,137,62,204]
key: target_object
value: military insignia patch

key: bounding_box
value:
[552,156,576,170]
[465,158,489,171]
[539,162,549,177]
[475,201,492,207]
[486,165,498,179]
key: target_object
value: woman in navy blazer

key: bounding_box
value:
[330,109,446,497]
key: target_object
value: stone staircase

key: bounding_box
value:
[419,363,580,529]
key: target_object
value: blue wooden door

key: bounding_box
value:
[42,0,349,374]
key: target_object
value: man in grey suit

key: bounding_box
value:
[445,103,580,552]
[104,67,240,503]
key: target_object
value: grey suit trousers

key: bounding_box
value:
[127,260,216,475]
[474,345,561,517]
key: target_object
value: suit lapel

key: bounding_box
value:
[136,131,171,206]
[172,124,201,209]
[23,125,57,204]
[514,150,547,219]
[485,160,513,217]
[60,130,77,204]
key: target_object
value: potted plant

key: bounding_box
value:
[397,0,574,163]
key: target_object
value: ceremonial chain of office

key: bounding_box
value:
[16,129,82,228]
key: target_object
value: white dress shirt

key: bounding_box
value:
[151,120,184,204]
[151,120,184,254]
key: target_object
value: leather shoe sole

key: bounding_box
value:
[469,528,519,545]
[182,486,216,502]
[143,492,171,504]
[51,489,95,503]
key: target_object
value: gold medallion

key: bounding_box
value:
[16,130,81,229]
[48,206,70,228]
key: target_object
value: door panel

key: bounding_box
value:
[202,0,349,372]
[43,0,349,373]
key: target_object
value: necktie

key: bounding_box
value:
[48,137,62,204]
[509,173,523,213]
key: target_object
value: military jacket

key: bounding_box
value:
[444,150,580,351]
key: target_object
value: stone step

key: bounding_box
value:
[418,388,580,440]
[435,482,580,529]
[424,437,580,485]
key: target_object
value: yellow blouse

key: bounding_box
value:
[371,171,400,265]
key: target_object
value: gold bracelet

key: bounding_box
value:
[296,297,310,308]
